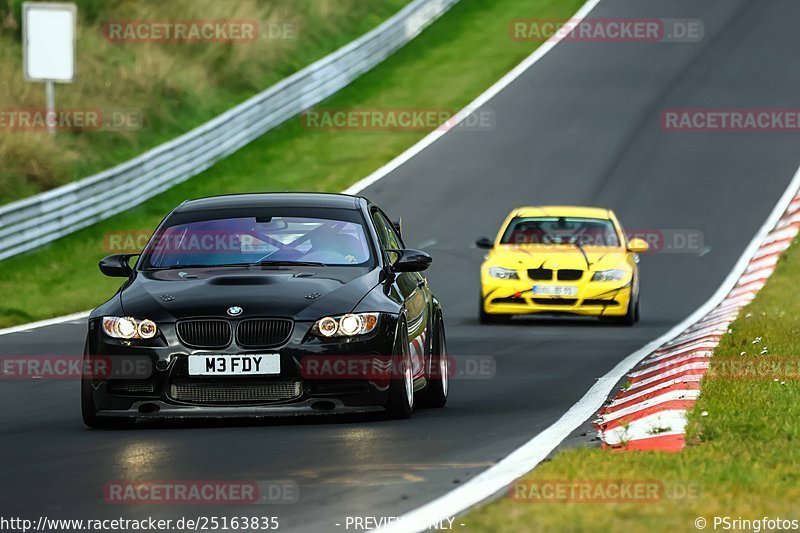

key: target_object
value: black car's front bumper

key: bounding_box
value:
[85,315,400,419]
[95,399,385,420]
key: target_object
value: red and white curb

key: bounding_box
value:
[596,195,800,452]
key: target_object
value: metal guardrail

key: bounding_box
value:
[0,0,459,261]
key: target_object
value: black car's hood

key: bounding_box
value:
[119,266,382,322]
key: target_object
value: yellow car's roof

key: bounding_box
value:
[509,206,614,219]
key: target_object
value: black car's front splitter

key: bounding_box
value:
[96,398,385,419]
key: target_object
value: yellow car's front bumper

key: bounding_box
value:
[480,277,633,317]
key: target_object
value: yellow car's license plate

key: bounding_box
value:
[532,285,578,297]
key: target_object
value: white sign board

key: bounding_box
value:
[23,2,76,82]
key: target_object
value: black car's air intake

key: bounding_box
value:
[236,319,293,348]
[169,381,302,403]
[176,319,232,349]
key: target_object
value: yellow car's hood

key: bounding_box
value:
[485,245,629,272]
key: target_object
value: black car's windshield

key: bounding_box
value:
[140,211,374,269]
[501,217,621,247]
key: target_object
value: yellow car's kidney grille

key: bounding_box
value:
[528,268,553,280]
[528,269,585,281]
[556,269,584,281]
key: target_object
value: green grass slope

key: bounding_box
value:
[0,0,409,202]
[0,0,583,326]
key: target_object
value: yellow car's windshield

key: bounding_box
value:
[500,217,620,247]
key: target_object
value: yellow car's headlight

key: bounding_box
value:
[102,317,158,339]
[313,313,380,338]
[591,269,627,282]
[488,267,519,280]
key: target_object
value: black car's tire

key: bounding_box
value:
[479,296,511,324]
[418,319,448,409]
[385,320,414,419]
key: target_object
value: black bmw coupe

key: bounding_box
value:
[82,193,448,427]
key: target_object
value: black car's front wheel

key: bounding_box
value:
[385,320,414,419]
[418,318,448,408]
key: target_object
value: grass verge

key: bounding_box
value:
[464,238,800,531]
[0,0,409,202]
[0,0,584,327]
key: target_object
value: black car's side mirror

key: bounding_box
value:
[475,237,494,249]
[99,254,135,277]
[389,249,432,272]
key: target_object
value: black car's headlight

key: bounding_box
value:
[488,267,519,280]
[591,269,627,282]
[313,313,380,338]
[102,316,158,339]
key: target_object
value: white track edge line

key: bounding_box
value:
[0,0,597,337]
[376,157,800,533]
[344,0,604,196]
[0,0,796,527]
[0,311,91,336]
[3,7,798,531]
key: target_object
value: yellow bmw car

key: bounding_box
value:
[477,206,649,325]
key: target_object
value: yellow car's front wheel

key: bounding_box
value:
[602,293,640,326]
[479,294,512,324]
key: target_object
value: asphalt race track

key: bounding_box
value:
[2,0,800,531]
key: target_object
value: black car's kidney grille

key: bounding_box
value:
[236,319,293,348]
[176,320,231,349]
[528,268,553,280]
[169,381,302,403]
[556,269,584,281]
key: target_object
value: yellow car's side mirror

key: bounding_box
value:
[627,237,650,253]
[475,237,494,250]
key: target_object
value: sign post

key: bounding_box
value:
[22,2,77,136]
